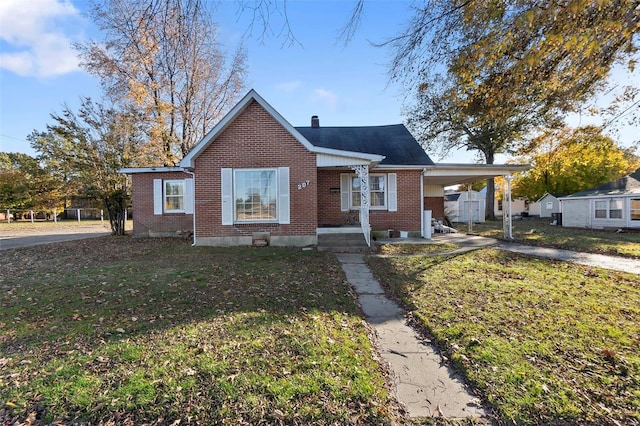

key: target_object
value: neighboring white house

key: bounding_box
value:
[559,168,640,229]
[479,187,528,217]
[528,201,541,216]
[444,190,486,222]
[537,193,564,218]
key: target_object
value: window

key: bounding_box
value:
[221,167,289,226]
[631,199,640,221]
[594,199,623,219]
[164,180,185,212]
[610,199,623,219]
[153,178,193,216]
[234,169,277,221]
[594,200,607,218]
[351,174,386,209]
[497,200,503,211]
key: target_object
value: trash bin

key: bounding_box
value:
[551,212,562,226]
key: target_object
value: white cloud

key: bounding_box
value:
[0,0,83,77]
[276,80,302,93]
[312,88,339,111]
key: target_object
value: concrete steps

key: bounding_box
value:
[317,232,369,253]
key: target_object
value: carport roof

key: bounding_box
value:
[423,163,530,187]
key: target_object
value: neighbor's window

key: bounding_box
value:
[631,199,640,221]
[594,200,607,219]
[594,199,623,219]
[610,199,623,219]
[164,180,185,212]
[351,174,386,209]
[234,169,277,221]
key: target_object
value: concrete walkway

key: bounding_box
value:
[341,233,639,420]
[430,233,640,275]
[336,253,488,421]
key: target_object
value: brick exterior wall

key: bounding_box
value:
[193,100,318,239]
[131,99,437,241]
[317,169,424,232]
[424,197,445,219]
[131,171,193,236]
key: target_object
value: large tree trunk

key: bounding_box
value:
[485,177,496,220]
[485,152,496,220]
[103,190,128,236]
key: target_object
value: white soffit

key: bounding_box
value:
[316,153,371,167]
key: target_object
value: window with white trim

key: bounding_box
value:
[234,169,278,221]
[351,174,387,209]
[631,199,640,221]
[164,180,185,212]
[594,199,623,219]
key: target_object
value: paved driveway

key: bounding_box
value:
[0,224,111,250]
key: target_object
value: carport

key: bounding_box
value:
[421,163,531,239]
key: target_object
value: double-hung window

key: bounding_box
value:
[234,169,277,221]
[153,178,193,215]
[594,199,623,219]
[351,174,387,209]
[341,172,397,212]
[164,180,185,213]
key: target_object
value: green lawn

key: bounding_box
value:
[461,218,640,258]
[368,248,640,425]
[1,237,398,425]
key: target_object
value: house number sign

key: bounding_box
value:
[297,180,311,190]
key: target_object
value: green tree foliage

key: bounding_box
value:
[77,0,247,165]
[29,99,143,235]
[0,152,63,212]
[512,126,640,200]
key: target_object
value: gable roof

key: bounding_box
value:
[295,124,434,166]
[536,192,566,202]
[564,168,640,198]
[180,89,383,169]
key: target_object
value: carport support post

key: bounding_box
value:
[503,174,513,240]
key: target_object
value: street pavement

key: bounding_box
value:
[0,225,111,250]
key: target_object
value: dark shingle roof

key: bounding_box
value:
[295,124,433,166]
[566,168,640,197]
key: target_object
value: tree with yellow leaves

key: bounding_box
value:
[512,126,640,200]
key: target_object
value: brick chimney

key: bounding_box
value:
[311,115,319,128]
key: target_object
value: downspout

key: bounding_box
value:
[185,169,196,246]
[420,170,424,238]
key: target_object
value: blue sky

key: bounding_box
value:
[0,0,637,163]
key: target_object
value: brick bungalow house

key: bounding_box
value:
[121,90,528,247]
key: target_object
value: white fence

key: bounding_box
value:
[1,208,106,224]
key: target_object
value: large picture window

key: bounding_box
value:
[351,174,386,209]
[594,198,623,220]
[234,169,277,221]
[631,199,640,221]
[164,180,185,212]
